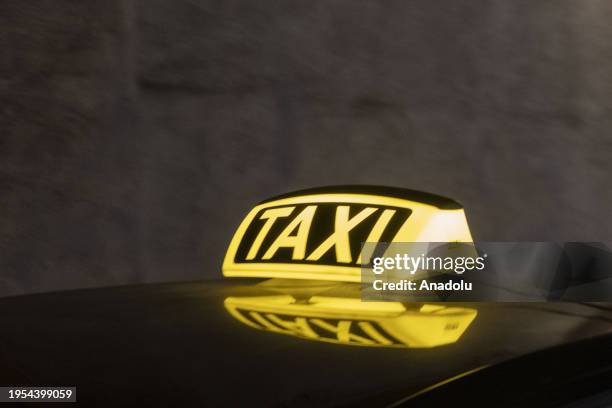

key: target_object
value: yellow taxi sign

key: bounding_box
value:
[223,186,473,282]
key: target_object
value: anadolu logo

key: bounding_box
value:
[223,186,473,282]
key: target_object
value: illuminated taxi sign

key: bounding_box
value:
[223,186,473,282]
[224,295,477,348]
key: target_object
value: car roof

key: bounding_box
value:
[1,279,611,407]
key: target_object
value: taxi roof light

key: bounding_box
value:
[223,186,473,282]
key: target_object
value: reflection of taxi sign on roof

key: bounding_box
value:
[224,294,477,348]
[223,186,473,282]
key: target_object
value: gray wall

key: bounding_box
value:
[2,1,612,297]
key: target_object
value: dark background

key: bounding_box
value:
[2,1,611,297]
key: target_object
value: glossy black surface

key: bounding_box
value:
[400,329,612,408]
[1,279,612,407]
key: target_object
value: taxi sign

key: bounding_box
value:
[223,186,473,282]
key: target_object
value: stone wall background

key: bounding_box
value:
[2,1,611,297]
